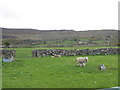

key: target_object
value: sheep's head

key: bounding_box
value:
[85,57,89,62]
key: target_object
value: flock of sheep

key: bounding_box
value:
[51,54,89,67]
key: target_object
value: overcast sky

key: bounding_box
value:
[0,0,119,31]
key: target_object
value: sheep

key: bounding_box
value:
[51,54,61,57]
[76,57,89,66]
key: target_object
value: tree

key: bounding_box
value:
[4,41,11,48]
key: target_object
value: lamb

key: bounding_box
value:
[51,54,61,57]
[76,57,89,66]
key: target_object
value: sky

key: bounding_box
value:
[0,0,119,31]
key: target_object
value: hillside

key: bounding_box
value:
[1,28,118,40]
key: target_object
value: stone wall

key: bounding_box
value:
[2,49,16,58]
[32,48,120,57]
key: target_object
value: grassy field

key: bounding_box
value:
[2,47,119,88]
[31,46,118,49]
[0,65,1,89]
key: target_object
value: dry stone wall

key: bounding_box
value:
[2,49,16,58]
[32,48,120,57]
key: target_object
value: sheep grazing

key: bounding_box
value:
[76,57,89,66]
[51,54,61,57]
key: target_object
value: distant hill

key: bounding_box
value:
[1,28,118,40]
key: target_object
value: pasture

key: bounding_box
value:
[2,47,119,88]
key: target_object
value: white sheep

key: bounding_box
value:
[76,57,89,66]
[51,54,61,57]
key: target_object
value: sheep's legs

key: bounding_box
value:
[78,63,86,66]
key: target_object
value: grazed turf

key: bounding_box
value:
[2,47,118,88]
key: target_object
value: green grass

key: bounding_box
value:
[2,47,119,88]
[0,67,1,89]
